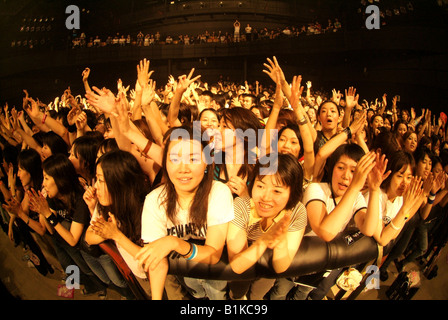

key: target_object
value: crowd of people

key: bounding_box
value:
[0,55,447,300]
[67,19,341,49]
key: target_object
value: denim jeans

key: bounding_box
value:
[50,235,106,293]
[81,250,134,298]
[381,214,420,271]
[183,277,228,300]
[402,217,438,265]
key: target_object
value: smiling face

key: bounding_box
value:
[200,110,219,130]
[252,174,290,219]
[278,128,300,159]
[318,102,339,131]
[331,155,357,198]
[166,139,206,196]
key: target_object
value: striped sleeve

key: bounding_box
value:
[231,197,251,231]
[288,202,308,232]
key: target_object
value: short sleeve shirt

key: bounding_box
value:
[231,197,307,242]
[302,182,367,236]
[141,181,234,243]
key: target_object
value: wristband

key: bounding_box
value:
[42,114,47,124]
[182,242,193,258]
[140,139,153,160]
[298,116,308,126]
[67,124,77,133]
[389,221,400,231]
[344,126,352,140]
[47,213,61,227]
[186,243,198,260]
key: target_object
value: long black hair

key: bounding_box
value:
[96,150,150,243]
[18,148,43,191]
[161,125,214,226]
[42,154,83,214]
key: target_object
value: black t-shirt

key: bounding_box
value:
[47,190,90,227]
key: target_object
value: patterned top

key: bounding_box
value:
[231,197,307,242]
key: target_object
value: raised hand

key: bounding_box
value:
[351,151,377,192]
[113,92,132,134]
[137,58,154,89]
[345,87,359,109]
[75,111,88,131]
[367,152,391,191]
[263,56,286,84]
[176,68,201,93]
[85,86,118,116]
[82,68,90,82]
[141,79,157,106]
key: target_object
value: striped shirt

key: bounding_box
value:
[231,197,307,242]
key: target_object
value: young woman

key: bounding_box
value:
[272,144,380,300]
[226,153,307,300]
[379,147,445,280]
[402,130,418,154]
[69,134,104,187]
[135,125,234,300]
[27,154,106,297]
[199,108,220,130]
[84,150,151,299]
[366,151,422,247]
[214,107,263,197]
[2,148,54,275]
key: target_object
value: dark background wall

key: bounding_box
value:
[0,0,447,114]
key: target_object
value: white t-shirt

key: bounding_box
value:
[364,189,403,226]
[141,181,234,243]
[91,206,147,279]
[302,182,367,237]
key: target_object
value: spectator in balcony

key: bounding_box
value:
[334,18,341,31]
[137,31,144,46]
[245,24,252,41]
[144,34,150,47]
[234,20,241,42]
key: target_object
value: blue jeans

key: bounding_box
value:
[80,250,134,297]
[183,277,228,300]
[50,234,106,293]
